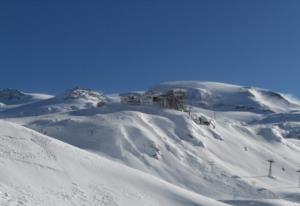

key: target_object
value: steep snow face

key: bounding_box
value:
[150,81,299,113]
[0,120,229,206]
[22,104,300,201]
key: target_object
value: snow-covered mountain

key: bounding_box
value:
[0,88,52,108]
[1,81,300,206]
[149,81,300,113]
[0,87,105,117]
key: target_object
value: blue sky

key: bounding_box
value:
[1,0,300,96]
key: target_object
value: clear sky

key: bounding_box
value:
[1,0,300,96]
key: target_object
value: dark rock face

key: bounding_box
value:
[0,88,29,104]
[60,87,104,101]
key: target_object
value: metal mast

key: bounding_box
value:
[267,159,275,178]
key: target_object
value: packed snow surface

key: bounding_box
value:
[0,120,233,206]
[0,81,300,206]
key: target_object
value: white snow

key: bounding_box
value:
[0,81,300,205]
[0,120,229,206]
[150,81,300,113]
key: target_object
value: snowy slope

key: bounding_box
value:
[0,87,105,117]
[0,88,53,111]
[149,81,300,113]
[0,120,230,206]
[20,104,300,200]
[1,81,300,205]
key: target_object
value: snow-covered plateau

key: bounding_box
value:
[0,81,300,206]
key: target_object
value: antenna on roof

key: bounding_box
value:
[267,159,275,178]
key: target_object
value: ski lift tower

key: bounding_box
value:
[297,170,300,188]
[267,159,275,178]
[208,160,215,173]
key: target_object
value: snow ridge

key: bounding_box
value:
[0,81,300,206]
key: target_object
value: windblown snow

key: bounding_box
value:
[0,81,300,206]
